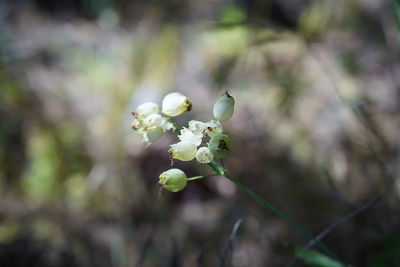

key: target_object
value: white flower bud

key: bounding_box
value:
[143,127,164,144]
[136,102,159,118]
[213,92,235,121]
[178,128,202,146]
[162,92,192,117]
[169,141,197,161]
[196,147,214,164]
[188,120,206,135]
[204,120,223,137]
[159,168,187,192]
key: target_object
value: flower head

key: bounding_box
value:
[142,114,164,129]
[178,128,202,146]
[169,141,197,161]
[159,168,187,192]
[131,100,177,143]
[188,120,206,135]
[136,102,159,119]
[162,92,192,117]
[204,120,223,137]
[196,147,214,163]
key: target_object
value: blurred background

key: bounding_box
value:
[1,0,400,266]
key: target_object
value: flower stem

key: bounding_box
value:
[207,161,342,264]
[187,176,204,181]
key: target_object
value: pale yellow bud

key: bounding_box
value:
[169,141,197,161]
[159,168,187,192]
[162,92,192,117]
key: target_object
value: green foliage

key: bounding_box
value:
[370,235,400,267]
[219,5,247,25]
[22,129,61,202]
[0,221,18,244]
[296,249,348,267]
[395,0,400,30]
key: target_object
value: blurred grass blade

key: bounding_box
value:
[208,162,342,264]
[296,249,349,267]
[395,0,400,29]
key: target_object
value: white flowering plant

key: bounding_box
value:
[130,91,235,192]
[130,91,345,264]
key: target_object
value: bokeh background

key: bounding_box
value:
[1,0,400,266]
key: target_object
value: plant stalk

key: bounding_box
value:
[207,161,342,264]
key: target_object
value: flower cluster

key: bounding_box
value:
[131,92,191,143]
[131,91,235,192]
[168,119,223,163]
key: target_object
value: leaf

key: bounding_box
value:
[296,249,348,267]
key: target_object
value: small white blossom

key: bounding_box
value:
[188,120,206,135]
[131,102,176,143]
[162,92,192,117]
[143,127,164,144]
[131,119,144,133]
[169,141,197,161]
[143,114,164,129]
[196,147,214,163]
[204,120,223,137]
[136,102,159,118]
[178,128,202,146]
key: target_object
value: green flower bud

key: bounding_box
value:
[162,92,192,117]
[213,92,235,121]
[159,168,187,192]
[208,134,232,158]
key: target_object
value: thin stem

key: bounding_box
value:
[288,196,380,267]
[219,218,242,267]
[187,176,204,181]
[208,161,341,264]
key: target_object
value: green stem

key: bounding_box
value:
[207,161,342,264]
[167,117,180,133]
[187,176,204,181]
